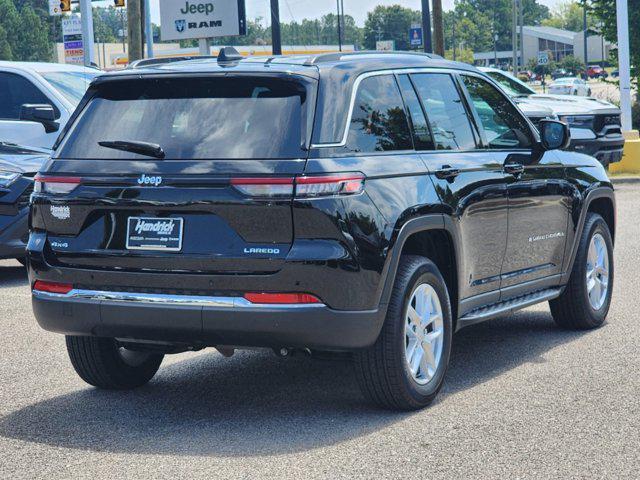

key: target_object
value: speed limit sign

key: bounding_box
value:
[537,51,549,65]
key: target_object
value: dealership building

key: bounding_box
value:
[473,25,612,67]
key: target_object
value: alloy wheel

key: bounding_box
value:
[404,283,444,385]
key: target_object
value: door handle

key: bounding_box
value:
[435,165,460,180]
[504,163,525,176]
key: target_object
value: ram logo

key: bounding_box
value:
[175,19,186,33]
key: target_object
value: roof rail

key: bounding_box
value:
[303,50,441,66]
[127,55,217,69]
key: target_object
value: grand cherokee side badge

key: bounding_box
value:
[137,174,162,186]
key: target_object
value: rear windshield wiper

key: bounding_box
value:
[98,140,165,159]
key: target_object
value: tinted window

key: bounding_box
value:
[346,75,412,153]
[57,77,311,160]
[462,75,533,149]
[397,75,433,150]
[411,73,476,151]
[40,71,98,105]
[0,72,56,120]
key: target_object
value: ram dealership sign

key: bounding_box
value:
[160,0,246,41]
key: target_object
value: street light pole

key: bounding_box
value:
[336,0,342,51]
[512,0,517,73]
[421,0,432,54]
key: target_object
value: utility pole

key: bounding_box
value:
[494,32,498,66]
[432,0,444,56]
[616,0,632,130]
[271,0,282,55]
[127,0,142,63]
[421,0,433,54]
[519,0,524,70]
[583,2,588,70]
[79,0,95,66]
[144,0,153,58]
[336,0,342,51]
[452,20,456,61]
[512,0,517,73]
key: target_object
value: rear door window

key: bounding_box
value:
[345,74,413,153]
[410,73,477,151]
[56,76,313,160]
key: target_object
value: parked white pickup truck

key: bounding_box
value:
[480,67,624,167]
[0,62,100,149]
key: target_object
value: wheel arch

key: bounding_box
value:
[377,214,462,324]
[562,186,616,284]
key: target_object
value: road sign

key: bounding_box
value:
[409,26,423,47]
[62,16,84,65]
[160,0,246,42]
[376,40,395,51]
[537,51,549,65]
[48,0,62,16]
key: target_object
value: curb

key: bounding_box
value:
[610,176,640,184]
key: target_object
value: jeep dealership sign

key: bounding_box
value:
[160,0,246,41]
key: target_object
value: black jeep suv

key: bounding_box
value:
[29,51,615,410]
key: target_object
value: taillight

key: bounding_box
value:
[34,175,81,195]
[230,177,294,197]
[33,280,73,294]
[243,292,322,304]
[295,173,365,198]
[230,173,365,199]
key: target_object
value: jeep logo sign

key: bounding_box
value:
[160,0,246,41]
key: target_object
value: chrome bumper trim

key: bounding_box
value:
[32,289,325,309]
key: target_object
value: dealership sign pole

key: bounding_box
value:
[160,0,246,55]
[616,0,632,132]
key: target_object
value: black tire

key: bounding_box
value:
[66,335,164,389]
[355,255,453,410]
[550,213,614,329]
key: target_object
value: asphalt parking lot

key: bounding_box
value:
[0,184,638,479]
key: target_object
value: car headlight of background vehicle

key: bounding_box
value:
[0,171,21,188]
[559,115,595,129]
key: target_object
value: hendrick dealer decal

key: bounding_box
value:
[160,0,246,41]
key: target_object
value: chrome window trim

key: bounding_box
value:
[33,289,325,309]
[310,67,460,149]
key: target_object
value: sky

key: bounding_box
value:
[143,0,566,27]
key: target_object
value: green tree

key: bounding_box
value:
[13,5,51,61]
[560,54,585,74]
[363,5,421,50]
[0,24,12,59]
[442,0,550,55]
[0,0,51,61]
[589,0,639,103]
[542,1,597,32]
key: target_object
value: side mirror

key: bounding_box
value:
[19,104,59,134]
[539,119,570,151]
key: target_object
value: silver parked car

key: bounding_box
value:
[548,77,591,96]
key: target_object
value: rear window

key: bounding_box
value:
[56,76,313,160]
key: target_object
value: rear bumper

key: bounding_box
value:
[32,289,385,350]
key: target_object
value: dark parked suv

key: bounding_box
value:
[29,51,615,410]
